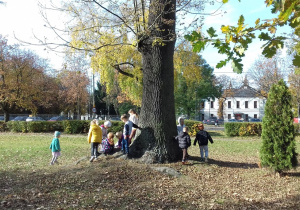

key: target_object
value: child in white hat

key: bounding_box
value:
[49,131,61,165]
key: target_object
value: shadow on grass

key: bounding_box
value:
[208,131,224,137]
[282,172,300,177]
[188,156,259,169]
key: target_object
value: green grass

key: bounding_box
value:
[0,133,88,171]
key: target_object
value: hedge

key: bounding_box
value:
[224,122,262,137]
[4,120,125,134]
[8,120,300,137]
[3,119,202,135]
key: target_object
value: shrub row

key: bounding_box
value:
[224,122,300,137]
[4,120,125,134]
[7,120,299,137]
[3,120,201,135]
[224,122,262,137]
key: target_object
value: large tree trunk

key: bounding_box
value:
[129,0,181,163]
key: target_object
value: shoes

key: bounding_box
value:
[89,156,96,162]
[50,162,54,165]
[182,161,185,165]
[186,155,190,160]
[205,157,208,163]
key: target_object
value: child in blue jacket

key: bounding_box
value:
[49,131,61,165]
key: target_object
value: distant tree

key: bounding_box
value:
[215,74,243,90]
[94,82,108,116]
[247,56,285,97]
[0,35,58,121]
[288,70,300,117]
[260,79,297,174]
[174,44,221,119]
[58,70,89,119]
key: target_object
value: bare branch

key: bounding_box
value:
[90,0,137,35]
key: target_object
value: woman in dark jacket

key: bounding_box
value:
[175,127,191,164]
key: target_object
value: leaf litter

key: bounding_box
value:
[1,143,300,209]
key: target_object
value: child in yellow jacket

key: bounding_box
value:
[88,119,103,162]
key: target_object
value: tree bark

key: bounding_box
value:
[129,0,181,163]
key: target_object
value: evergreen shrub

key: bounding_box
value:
[260,79,298,173]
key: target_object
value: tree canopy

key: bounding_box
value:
[0,35,58,121]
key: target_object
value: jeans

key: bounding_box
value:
[122,138,129,154]
[91,142,100,157]
[199,145,208,158]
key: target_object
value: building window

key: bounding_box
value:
[210,114,214,117]
[237,101,240,109]
[228,101,231,108]
[201,102,205,109]
[245,101,248,108]
[210,101,214,108]
[228,114,231,119]
[254,101,257,108]
[254,114,257,119]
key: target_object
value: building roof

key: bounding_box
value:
[223,77,261,98]
[232,84,260,97]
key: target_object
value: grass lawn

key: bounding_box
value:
[1,132,300,209]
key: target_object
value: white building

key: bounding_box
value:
[200,82,267,121]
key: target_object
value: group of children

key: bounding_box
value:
[49,114,213,165]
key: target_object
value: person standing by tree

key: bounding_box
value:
[128,109,138,143]
[177,117,186,134]
[88,119,103,162]
[194,123,214,163]
[49,131,61,165]
[120,114,133,154]
[175,127,191,164]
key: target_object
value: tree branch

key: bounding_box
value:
[90,0,137,35]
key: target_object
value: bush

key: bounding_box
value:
[238,123,262,136]
[224,122,243,137]
[63,120,90,134]
[6,121,27,132]
[107,121,124,134]
[0,122,7,132]
[182,120,202,136]
[27,121,48,133]
[260,79,298,173]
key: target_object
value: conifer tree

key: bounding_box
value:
[260,79,298,174]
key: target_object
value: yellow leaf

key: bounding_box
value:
[255,18,260,25]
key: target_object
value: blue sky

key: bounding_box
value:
[0,0,291,75]
[201,0,291,77]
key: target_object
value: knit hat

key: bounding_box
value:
[54,131,61,137]
[104,121,112,128]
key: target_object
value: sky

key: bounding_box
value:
[0,0,292,77]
